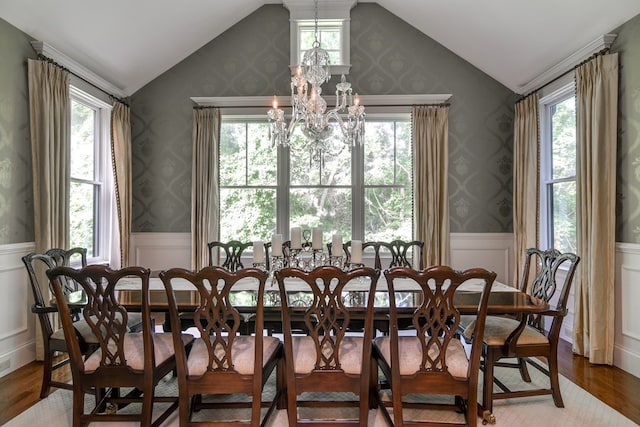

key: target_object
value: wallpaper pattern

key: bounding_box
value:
[613,13,640,243]
[0,18,34,244]
[130,3,516,234]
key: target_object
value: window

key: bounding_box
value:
[540,85,577,253]
[298,20,343,65]
[218,115,413,243]
[69,87,113,263]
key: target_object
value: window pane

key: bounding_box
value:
[290,188,352,239]
[220,188,276,242]
[247,123,277,185]
[365,122,396,185]
[320,29,340,50]
[290,129,351,186]
[551,97,576,179]
[70,182,96,257]
[395,122,412,186]
[70,100,95,180]
[551,181,576,253]
[365,187,413,241]
[220,122,248,186]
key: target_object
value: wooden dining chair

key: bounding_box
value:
[373,266,496,427]
[207,240,252,271]
[22,247,142,398]
[274,266,380,427]
[46,265,192,426]
[461,248,580,420]
[160,266,283,426]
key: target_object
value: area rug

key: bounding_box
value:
[5,361,637,426]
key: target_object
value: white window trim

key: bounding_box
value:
[69,86,115,265]
[538,74,575,251]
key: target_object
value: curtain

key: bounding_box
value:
[573,53,618,365]
[110,101,132,268]
[27,59,70,359]
[412,105,450,267]
[512,93,540,287]
[191,108,220,270]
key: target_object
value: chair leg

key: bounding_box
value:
[286,386,298,427]
[142,390,154,427]
[518,357,532,382]
[40,349,54,398]
[482,351,495,415]
[547,353,564,408]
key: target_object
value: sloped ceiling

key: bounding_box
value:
[1,0,639,96]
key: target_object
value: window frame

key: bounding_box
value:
[290,18,350,75]
[538,79,576,252]
[69,85,114,265]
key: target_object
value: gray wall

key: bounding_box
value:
[0,17,35,244]
[612,12,640,243]
[130,3,516,234]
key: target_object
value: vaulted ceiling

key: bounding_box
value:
[1,0,639,96]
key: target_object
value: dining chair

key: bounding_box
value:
[373,266,496,427]
[461,248,580,419]
[46,264,193,426]
[22,247,142,398]
[160,266,283,426]
[274,266,380,427]
[207,240,252,271]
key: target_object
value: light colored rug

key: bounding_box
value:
[5,361,638,427]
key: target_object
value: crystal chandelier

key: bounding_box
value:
[268,0,365,163]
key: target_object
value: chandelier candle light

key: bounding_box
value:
[267,0,365,163]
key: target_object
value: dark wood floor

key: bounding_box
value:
[1,339,639,426]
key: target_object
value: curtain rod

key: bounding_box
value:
[516,47,611,104]
[36,54,129,106]
[194,102,451,110]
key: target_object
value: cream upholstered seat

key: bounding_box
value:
[160,266,283,427]
[274,266,380,427]
[373,266,496,427]
[46,265,192,427]
[463,316,549,346]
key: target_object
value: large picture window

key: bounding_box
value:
[218,115,413,243]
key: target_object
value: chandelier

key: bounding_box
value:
[268,0,365,163]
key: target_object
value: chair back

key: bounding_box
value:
[275,266,379,371]
[384,266,495,379]
[354,240,424,270]
[160,267,269,373]
[520,248,580,335]
[46,265,154,376]
[207,240,251,271]
[23,247,88,326]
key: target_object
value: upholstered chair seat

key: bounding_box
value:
[291,335,365,375]
[463,316,549,346]
[187,335,282,376]
[374,336,470,379]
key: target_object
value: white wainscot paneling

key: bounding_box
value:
[130,233,191,270]
[0,242,36,377]
[449,233,513,285]
[615,243,640,378]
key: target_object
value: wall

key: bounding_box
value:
[130,3,516,234]
[0,17,35,245]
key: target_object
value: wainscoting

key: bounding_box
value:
[1,235,638,379]
[0,242,36,376]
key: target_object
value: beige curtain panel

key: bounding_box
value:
[574,52,619,365]
[191,108,220,270]
[27,58,70,360]
[512,93,540,286]
[111,101,132,267]
[412,105,450,267]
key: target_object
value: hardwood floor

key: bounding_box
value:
[1,339,639,426]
